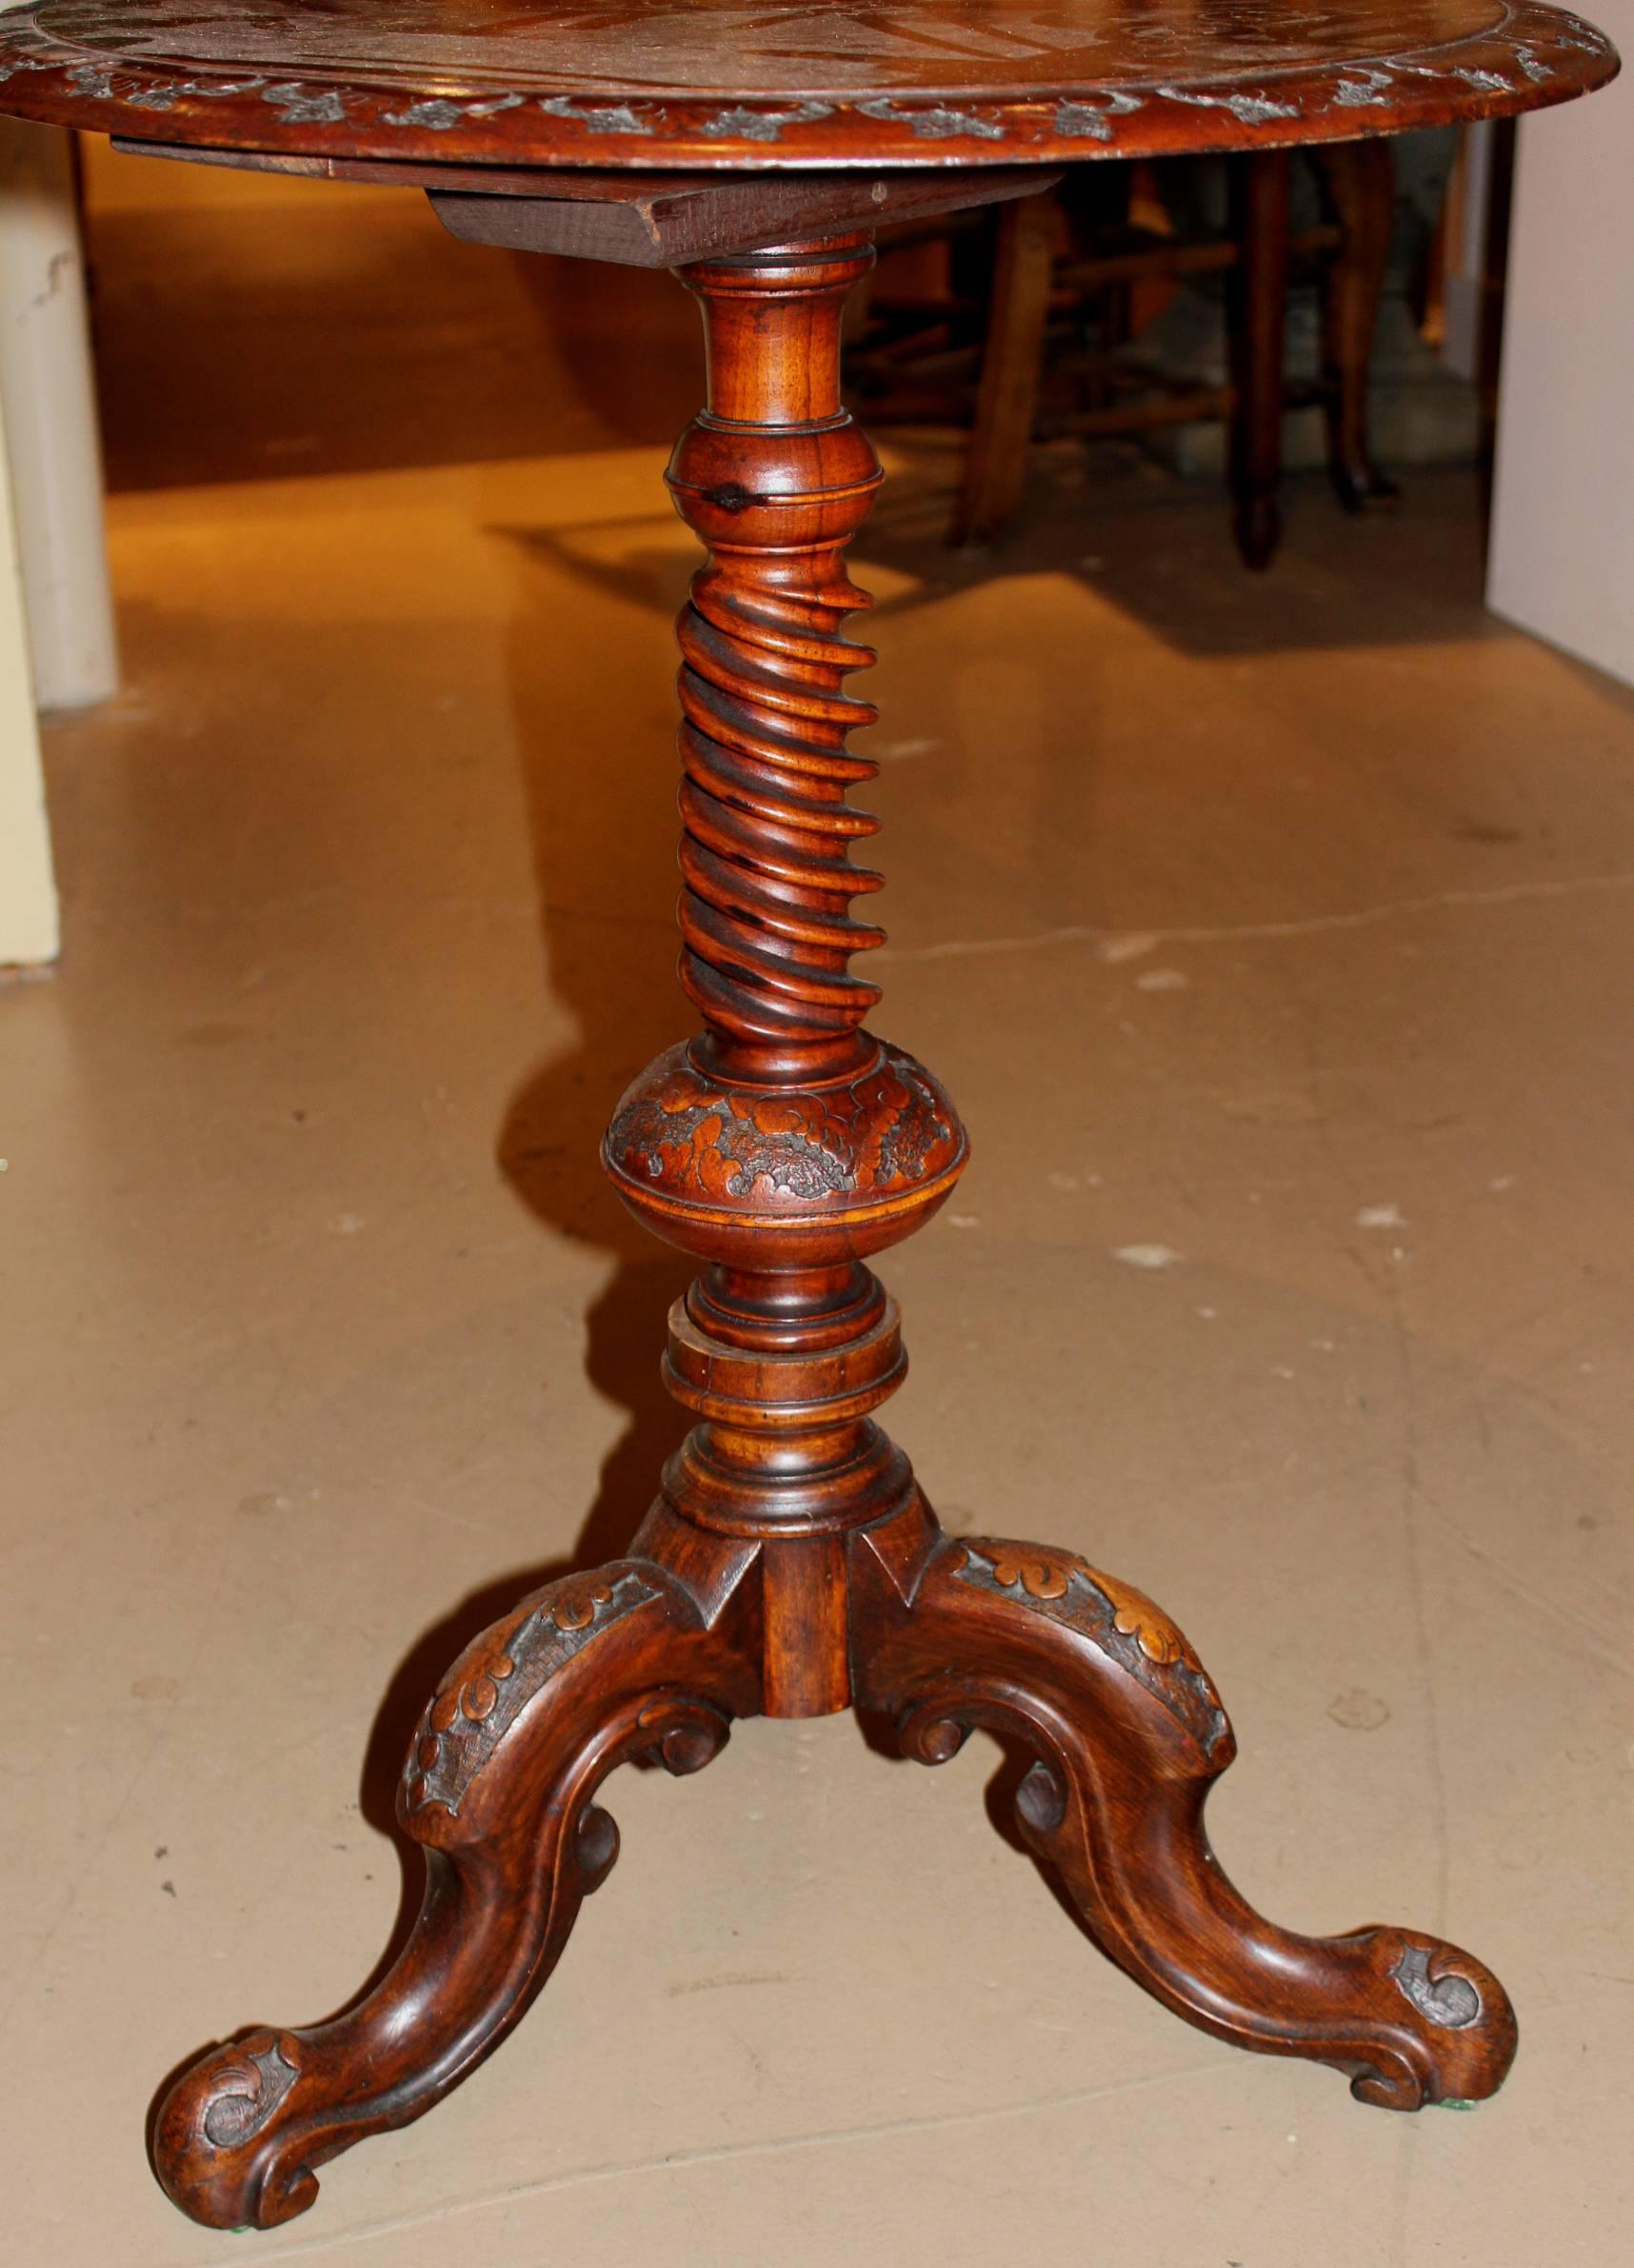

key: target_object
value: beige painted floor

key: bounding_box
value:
[5,145,1633,2267]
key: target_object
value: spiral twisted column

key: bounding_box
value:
[668,241,887,1086]
[603,237,967,1712]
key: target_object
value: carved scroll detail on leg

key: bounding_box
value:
[197,2031,301,2149]
[405,1566,663,1817]
[954,1538,1231,1764]
[152,1561,753,2231]
[859,1533,1517,2113]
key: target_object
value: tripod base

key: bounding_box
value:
[153,1493,1516,2231]
[151,224,1513,2236]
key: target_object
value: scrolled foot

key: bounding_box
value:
[153,1558,756,2229]
[855,1526,1517,2112]
[158,2028,316,2228]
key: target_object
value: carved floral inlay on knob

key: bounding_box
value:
[606,1041,965,1214]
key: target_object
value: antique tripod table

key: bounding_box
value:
[0,0,1616,2232]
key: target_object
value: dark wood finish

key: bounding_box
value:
[146,231,1517,2232]
[0,0,1616,169]
[155,1573,758,2228]
[1229,149,1293,568]
[1,0,1615,2235]
[110,143,1064,264]
[853,1523,1517,2107]
[430,169,1058,269]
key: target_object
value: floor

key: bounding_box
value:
[5,144,1633,2268]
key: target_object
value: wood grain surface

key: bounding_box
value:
[0,0,1617,171]
[145,233,1524,2231]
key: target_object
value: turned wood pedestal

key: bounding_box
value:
[0,0,1617,2232]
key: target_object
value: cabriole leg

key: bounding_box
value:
[851,1518,1518,2109]
[153,1557,758,2229]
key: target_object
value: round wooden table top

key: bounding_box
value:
[0,0,1618,173]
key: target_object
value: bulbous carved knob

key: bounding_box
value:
[604,1037,966,1264]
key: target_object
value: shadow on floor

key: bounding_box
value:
[86,155,1498,666]
[488,436,1503,666]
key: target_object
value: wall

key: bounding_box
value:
[0,417,57,965]
[1487,10,1634,687]
[0,117,118,709]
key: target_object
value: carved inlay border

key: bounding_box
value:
[406,1569,661,1818]
[954,1540,1231,1762]
[0,5,1615,168]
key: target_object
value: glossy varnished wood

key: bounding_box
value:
[155,1567,760,2227]
[0,0,1618,172]
[2,0,1609,2235]
[852,1517,1517,2109]
[144,231,1522,2228]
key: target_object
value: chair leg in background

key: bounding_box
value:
[1227,149,1290,570]
[1313,138,1402,512]
[952,187,1056,547]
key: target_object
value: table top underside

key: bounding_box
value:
[0,0,1618,173]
